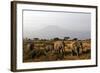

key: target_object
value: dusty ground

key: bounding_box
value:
[24,53,90,62]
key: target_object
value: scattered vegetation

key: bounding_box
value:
[23,37,91,62]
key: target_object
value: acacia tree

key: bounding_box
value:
[53,37,60,41]
[73,38,78,41]
[34,38,39,41]
[64,37,70,40]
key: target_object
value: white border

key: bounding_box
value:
[16,3,96,69]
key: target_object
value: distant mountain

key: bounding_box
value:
[24,25,90,40]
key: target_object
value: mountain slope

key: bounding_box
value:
[24,25,90,40]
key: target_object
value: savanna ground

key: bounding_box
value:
[23,39,91,62]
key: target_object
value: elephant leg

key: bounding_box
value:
[61,49,64,56]
[75,47,79,56]
[72,49,75,56]
[77,47,80,56]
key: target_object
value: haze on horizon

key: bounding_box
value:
[23,10,91,40]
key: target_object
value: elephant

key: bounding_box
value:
[71,41,83,56]
[45,44,54,54]
[53,41,65,59]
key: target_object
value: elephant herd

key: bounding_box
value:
[24,40,90,60]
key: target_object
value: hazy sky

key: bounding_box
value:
[23,10,91,39]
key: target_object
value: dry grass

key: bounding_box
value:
[23,39,91,62]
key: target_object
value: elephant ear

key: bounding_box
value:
[73,42,77,49]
